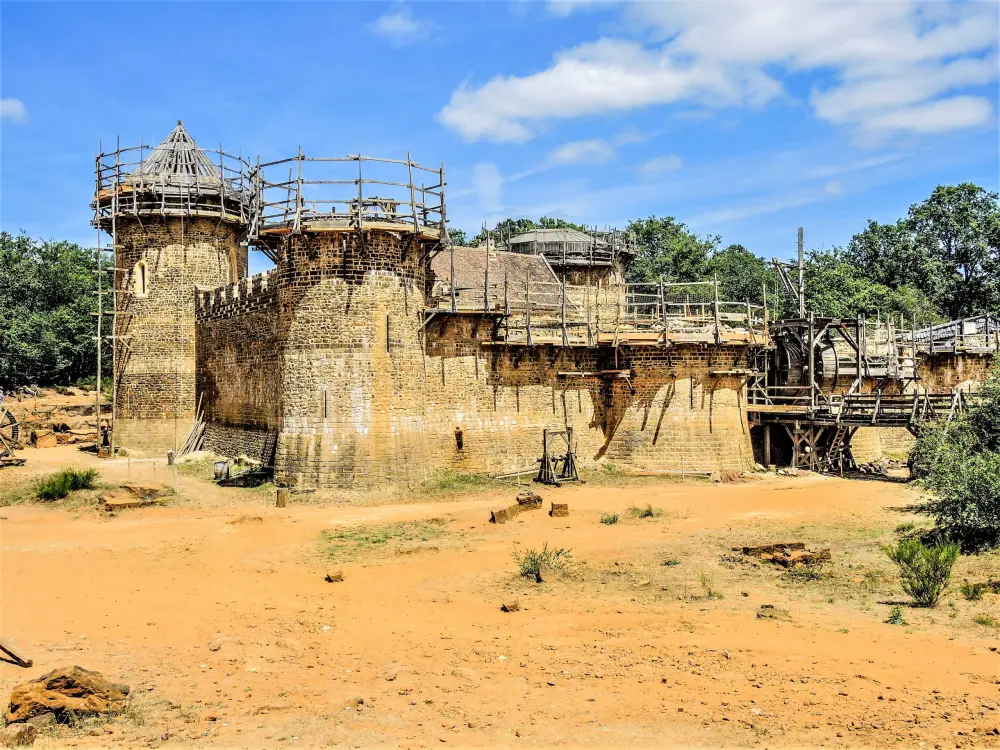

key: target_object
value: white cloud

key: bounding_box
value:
[638,154,683,176]
[438,1,997,142]
[372,6,436,46]
[547,138,615,165]
[472,162,504,214]
[1,98,27,123]
[860,95,993,135]
[823,180,843,196]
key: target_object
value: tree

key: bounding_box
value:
[907,183,1000,318]
[0,232,108,388]
[447,228,468,246]
[625,216,718,284]
[469,217,589,247]
[706,244,776,305]
[846,218,943,296]
[803,247,940,324]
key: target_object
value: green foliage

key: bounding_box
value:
[36,467,99,501]
[911,356,1000,541]
[907,183,1000,319]
[447,228,468,246]
[804,247,940,322]
[320,519,449,560]
[960,581,986,601]
[883,538,960,607]
[417,469,493,495]
[626,216,718,284]
[0,232,111,388]
[697,570,724,600]
[599,512,619,525]
[886,606,907,625]
[973,614,999,628]
[627,503,663,519]
[707,244,779,305]
[512,542,572,582]
[470,216,589,246]
[846,184,1000,319]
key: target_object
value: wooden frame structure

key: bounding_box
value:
[536,427,581,485]
[428,277,768,348]
[0,406,24,467]
[250,152,446,256]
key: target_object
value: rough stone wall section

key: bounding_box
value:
[114,216,245,455]
[195,270,281,464]
[273,230,432,489]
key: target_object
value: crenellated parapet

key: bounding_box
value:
[196,270,279,323]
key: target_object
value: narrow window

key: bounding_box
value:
[133,260,149,297]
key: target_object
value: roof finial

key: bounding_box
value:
[177,119,183,127]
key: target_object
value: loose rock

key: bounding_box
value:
[0,723,37,748]
[5,666,130,724]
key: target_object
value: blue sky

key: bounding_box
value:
[2,1,997,276]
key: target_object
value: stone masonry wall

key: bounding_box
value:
[114,216,245,455]
[273,230,431,489]
[195,271,280,464]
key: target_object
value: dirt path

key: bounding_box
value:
[2,455,1000,748]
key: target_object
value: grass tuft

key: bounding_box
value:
[627,504,663,519]
[320,519,449,560]
[512,542,572,582]
[886,606,907,625]
[698,570,724,600]
[960,581,986,601]
[36,468,99,501]
[973,614,999,628]
[416,470,493,496]
[599,512,619,526]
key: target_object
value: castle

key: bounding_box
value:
[92,123,998,489]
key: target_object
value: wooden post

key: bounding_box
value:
[484,244,490,313]
[276,487,287,508]
[763,423,771,467]
[713,275,721,344]
[450,241,456,313]
[525,275,532,346]
[561,280,568,346]
[407,151,419,232]
[808,312,815,409]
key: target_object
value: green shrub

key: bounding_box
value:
[627,504,663,519]
[36,467,98,501]
[886,606,907,625]
[599,512,619,525]
[960,581,986,601]
[512,543,572,582]
[883,538,960,607]
[974,614,999,628]
[910,355,1000,545]
[697,570,723,600]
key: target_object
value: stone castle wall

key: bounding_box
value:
[195,271,280,464]
[114,216,246,454]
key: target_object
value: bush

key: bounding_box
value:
[960,581,986,601]
[697,570,723,600]
[627,504,663,519]
[599,512,619,525]
[512,543,572,582]
[886,606,907,625]
[883,538,960,607]
[910,355,1000,544]
[36,467,98,501]
[974,614,999,628]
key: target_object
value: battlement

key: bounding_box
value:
[196,270,278,323]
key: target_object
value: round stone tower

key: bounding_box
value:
[252,154,446,488]
[93,122,251,455]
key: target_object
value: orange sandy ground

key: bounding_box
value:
[1,445,999,749]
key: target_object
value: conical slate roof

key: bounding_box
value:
[129,121,225,190]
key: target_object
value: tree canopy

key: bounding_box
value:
[625,216,718,284]
[0,232,109,389]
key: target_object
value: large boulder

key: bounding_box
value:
[5,666,129,724]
